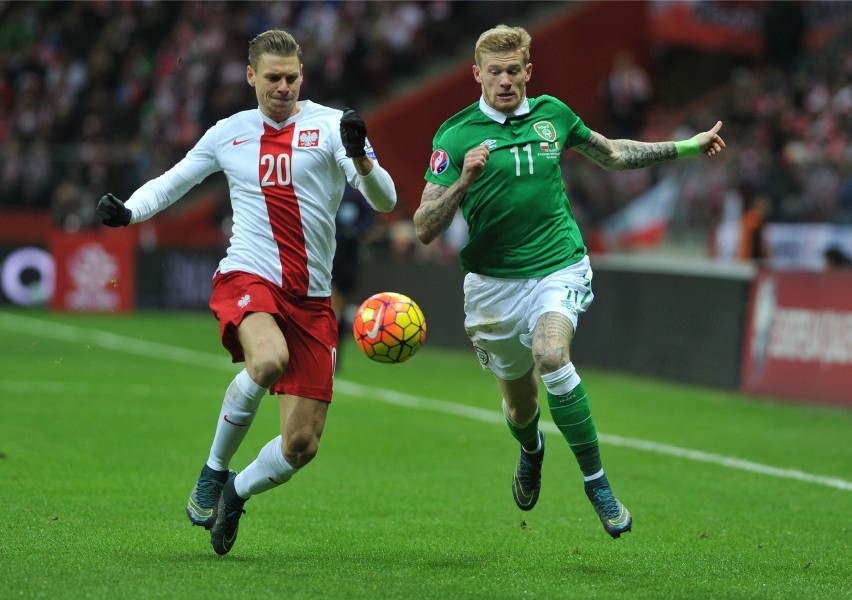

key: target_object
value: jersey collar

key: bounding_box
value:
[478,96,530,124]
[258,100,309,129]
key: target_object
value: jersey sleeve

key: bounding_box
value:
[335,129,397,213]
[545,96,591,148]
[423,129,462,187]
[126,124,223,223]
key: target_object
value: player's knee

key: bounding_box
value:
[282,430,319,468]
[247,352,288,388]
[534,350,568,376]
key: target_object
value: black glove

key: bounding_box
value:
[340,108,367,158]
[97,193,132,227]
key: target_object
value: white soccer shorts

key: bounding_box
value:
[462,256,594,380]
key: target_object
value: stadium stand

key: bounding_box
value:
[0,1,553,220]
[0,1,850,261]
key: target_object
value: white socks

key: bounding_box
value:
[540,362,582,396]
[206,371,300,500]
[234,435,299,499]
[206,369,266,471]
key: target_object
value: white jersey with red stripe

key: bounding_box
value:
[125,100,393,297]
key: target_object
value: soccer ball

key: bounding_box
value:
[353,292,426,364]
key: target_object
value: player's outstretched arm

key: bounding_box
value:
[97,193,132,227]
[573,121,726,171]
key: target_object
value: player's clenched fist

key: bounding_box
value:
[459,144,490,187]
[97,193,132,227]
[340,108,367,158]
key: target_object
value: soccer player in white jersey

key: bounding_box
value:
[415,25,725,539]
[97,29,397,555]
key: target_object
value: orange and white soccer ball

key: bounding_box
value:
[352,292,426,363]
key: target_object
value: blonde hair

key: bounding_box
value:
[474,25,531,66]
[248,29,302,70]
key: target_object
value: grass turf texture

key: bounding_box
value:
[0,309,849,599]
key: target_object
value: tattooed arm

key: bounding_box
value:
[573,121,726,171]
[415,144,490,244]
[414,182,464,244]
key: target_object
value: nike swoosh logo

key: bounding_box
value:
[513,474,535,506]
[232,138,252,145]
[609,506,630,526]
[223,415,249,426]
[224,531,236,549]
[188,498,213,517]
[366,305,385,339]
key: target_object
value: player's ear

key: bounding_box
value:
[246,65,255,87]
[525,62,533,82]
[473,64,482,83]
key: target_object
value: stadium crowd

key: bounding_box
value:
[565,34,852,243]
[0,0,543,226]
[0,1,850,254]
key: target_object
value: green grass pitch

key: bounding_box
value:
[0,308,849,599]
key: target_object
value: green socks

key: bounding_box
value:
[547,382,602,477]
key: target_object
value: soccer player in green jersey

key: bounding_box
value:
[414,24,726,538]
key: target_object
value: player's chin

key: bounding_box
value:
[494,96,519,111]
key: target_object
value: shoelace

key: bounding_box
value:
[589,486,620,519]
[195,479,224,507]
[517,453,541,484]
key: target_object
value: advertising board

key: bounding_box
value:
[742,270,852,406]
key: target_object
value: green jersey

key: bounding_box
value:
[424,95,590,278]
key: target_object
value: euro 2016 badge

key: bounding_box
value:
[430,149,449,175]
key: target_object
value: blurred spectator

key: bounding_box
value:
[600,50,652,139]
[738,190,771,262]
[824,245,852,269]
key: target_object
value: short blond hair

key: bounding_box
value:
[474,25,531,67]
[248,29,302,70]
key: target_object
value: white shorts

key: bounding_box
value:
[463,256,594,380]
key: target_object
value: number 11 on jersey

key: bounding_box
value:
[509,144,534,176]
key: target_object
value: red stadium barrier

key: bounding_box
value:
[741,269,852,407]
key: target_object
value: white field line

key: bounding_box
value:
[2,310,850,492]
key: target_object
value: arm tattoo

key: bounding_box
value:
[573,131,678,171]
[612,138,678,169]
[414,182,465,243]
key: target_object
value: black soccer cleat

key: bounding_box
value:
[585,475,632,538]
[210,471,247,555]
[512,431,545,511]
[186,464,229,529]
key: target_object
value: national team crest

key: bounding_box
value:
[430,149,449,175]
[473,344,490,366]
[533,121,557,143]
[298,129,320,147]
